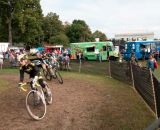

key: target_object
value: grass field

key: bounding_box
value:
[0,66,156,129]
[69,60,110,76]
[153,61,160,80]
[64,72,156,129]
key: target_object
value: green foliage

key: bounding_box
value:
[66,20,92,43]
[92,30,107,41]
[0,0,43,46]
[43,12,64,42]
[0,0,11,42]
[49,33,69,47]
[13,0,43,45]
[0,1,108,46]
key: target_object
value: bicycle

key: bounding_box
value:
[33,58,63,84]
[43,61,63,84]
[52,65,63,84]
[18,76,53,120]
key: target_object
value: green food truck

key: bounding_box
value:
[70,41,119,60]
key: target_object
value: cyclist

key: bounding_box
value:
[18,54,47,91]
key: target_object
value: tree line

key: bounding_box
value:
[0,0,107,47]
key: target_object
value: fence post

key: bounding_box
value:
[79,59,82,73]
[130,62,135,88]
[150,68,158,119]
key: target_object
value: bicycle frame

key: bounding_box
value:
[19,76,52,120]
[19,77,46,104]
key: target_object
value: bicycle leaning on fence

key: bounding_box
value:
[18,76,53,120]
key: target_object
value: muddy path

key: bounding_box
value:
[0,74,110,130]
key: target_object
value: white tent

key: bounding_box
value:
[0,42,10,52]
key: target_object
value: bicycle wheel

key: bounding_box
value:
[43,69,52,81]
[26,90,46,120]
[55,70,63,84]
[43,83,53,105]
[52,68,57,79]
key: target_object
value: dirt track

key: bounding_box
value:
[0,74,111,130]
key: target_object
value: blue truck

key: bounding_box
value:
[123,40,160,60]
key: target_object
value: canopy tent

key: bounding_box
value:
[36,47,44,51]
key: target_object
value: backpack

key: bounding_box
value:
[154,60,158,69]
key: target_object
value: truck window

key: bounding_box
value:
[86,47,95,52]
[103,46,106,51]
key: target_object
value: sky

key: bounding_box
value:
[40,0,160,38]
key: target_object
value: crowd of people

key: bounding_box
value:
[0,47,72,70]
[119,51,159,72]
[33,48,71,71]
[0,49,22,69]
[0,46,159,73]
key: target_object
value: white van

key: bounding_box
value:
[0,42,10,52]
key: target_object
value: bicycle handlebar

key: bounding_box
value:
[18,82,30,92]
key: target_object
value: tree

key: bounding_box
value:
[0,4,8,41]
[66,20,92,43]
[92,30,107,41]
[13,0,43,46]
[42,12,64,42]
[0,0,15,45]
[49,33,69,47]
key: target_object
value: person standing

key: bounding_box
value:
[141,48,145,61]
[99,49,102,62]
[95,48,99,61]
[147,54,156,72]
[154,49,159,61]
[130,53,138,65]
[0,52,4,69]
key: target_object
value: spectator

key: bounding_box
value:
[3,52,6,61]
[98,49,102,62]
[147,54,156,72]
[141,48,145,61]
[0,52,4,69]
[118,53,123,63]
[9,50,15,66]
[154,49,159,61]
[78,51,82,61]
[95,48,99,61]
[130,53,138,65]
[107,47,110,61]
[5,51,9,60]
[76,51,79,61]
[67,48,71,59]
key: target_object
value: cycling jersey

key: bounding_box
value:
[19,63,40,82]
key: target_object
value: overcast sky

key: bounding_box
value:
[40,0,160,38]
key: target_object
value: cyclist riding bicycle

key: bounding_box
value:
[18,54,47,90]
